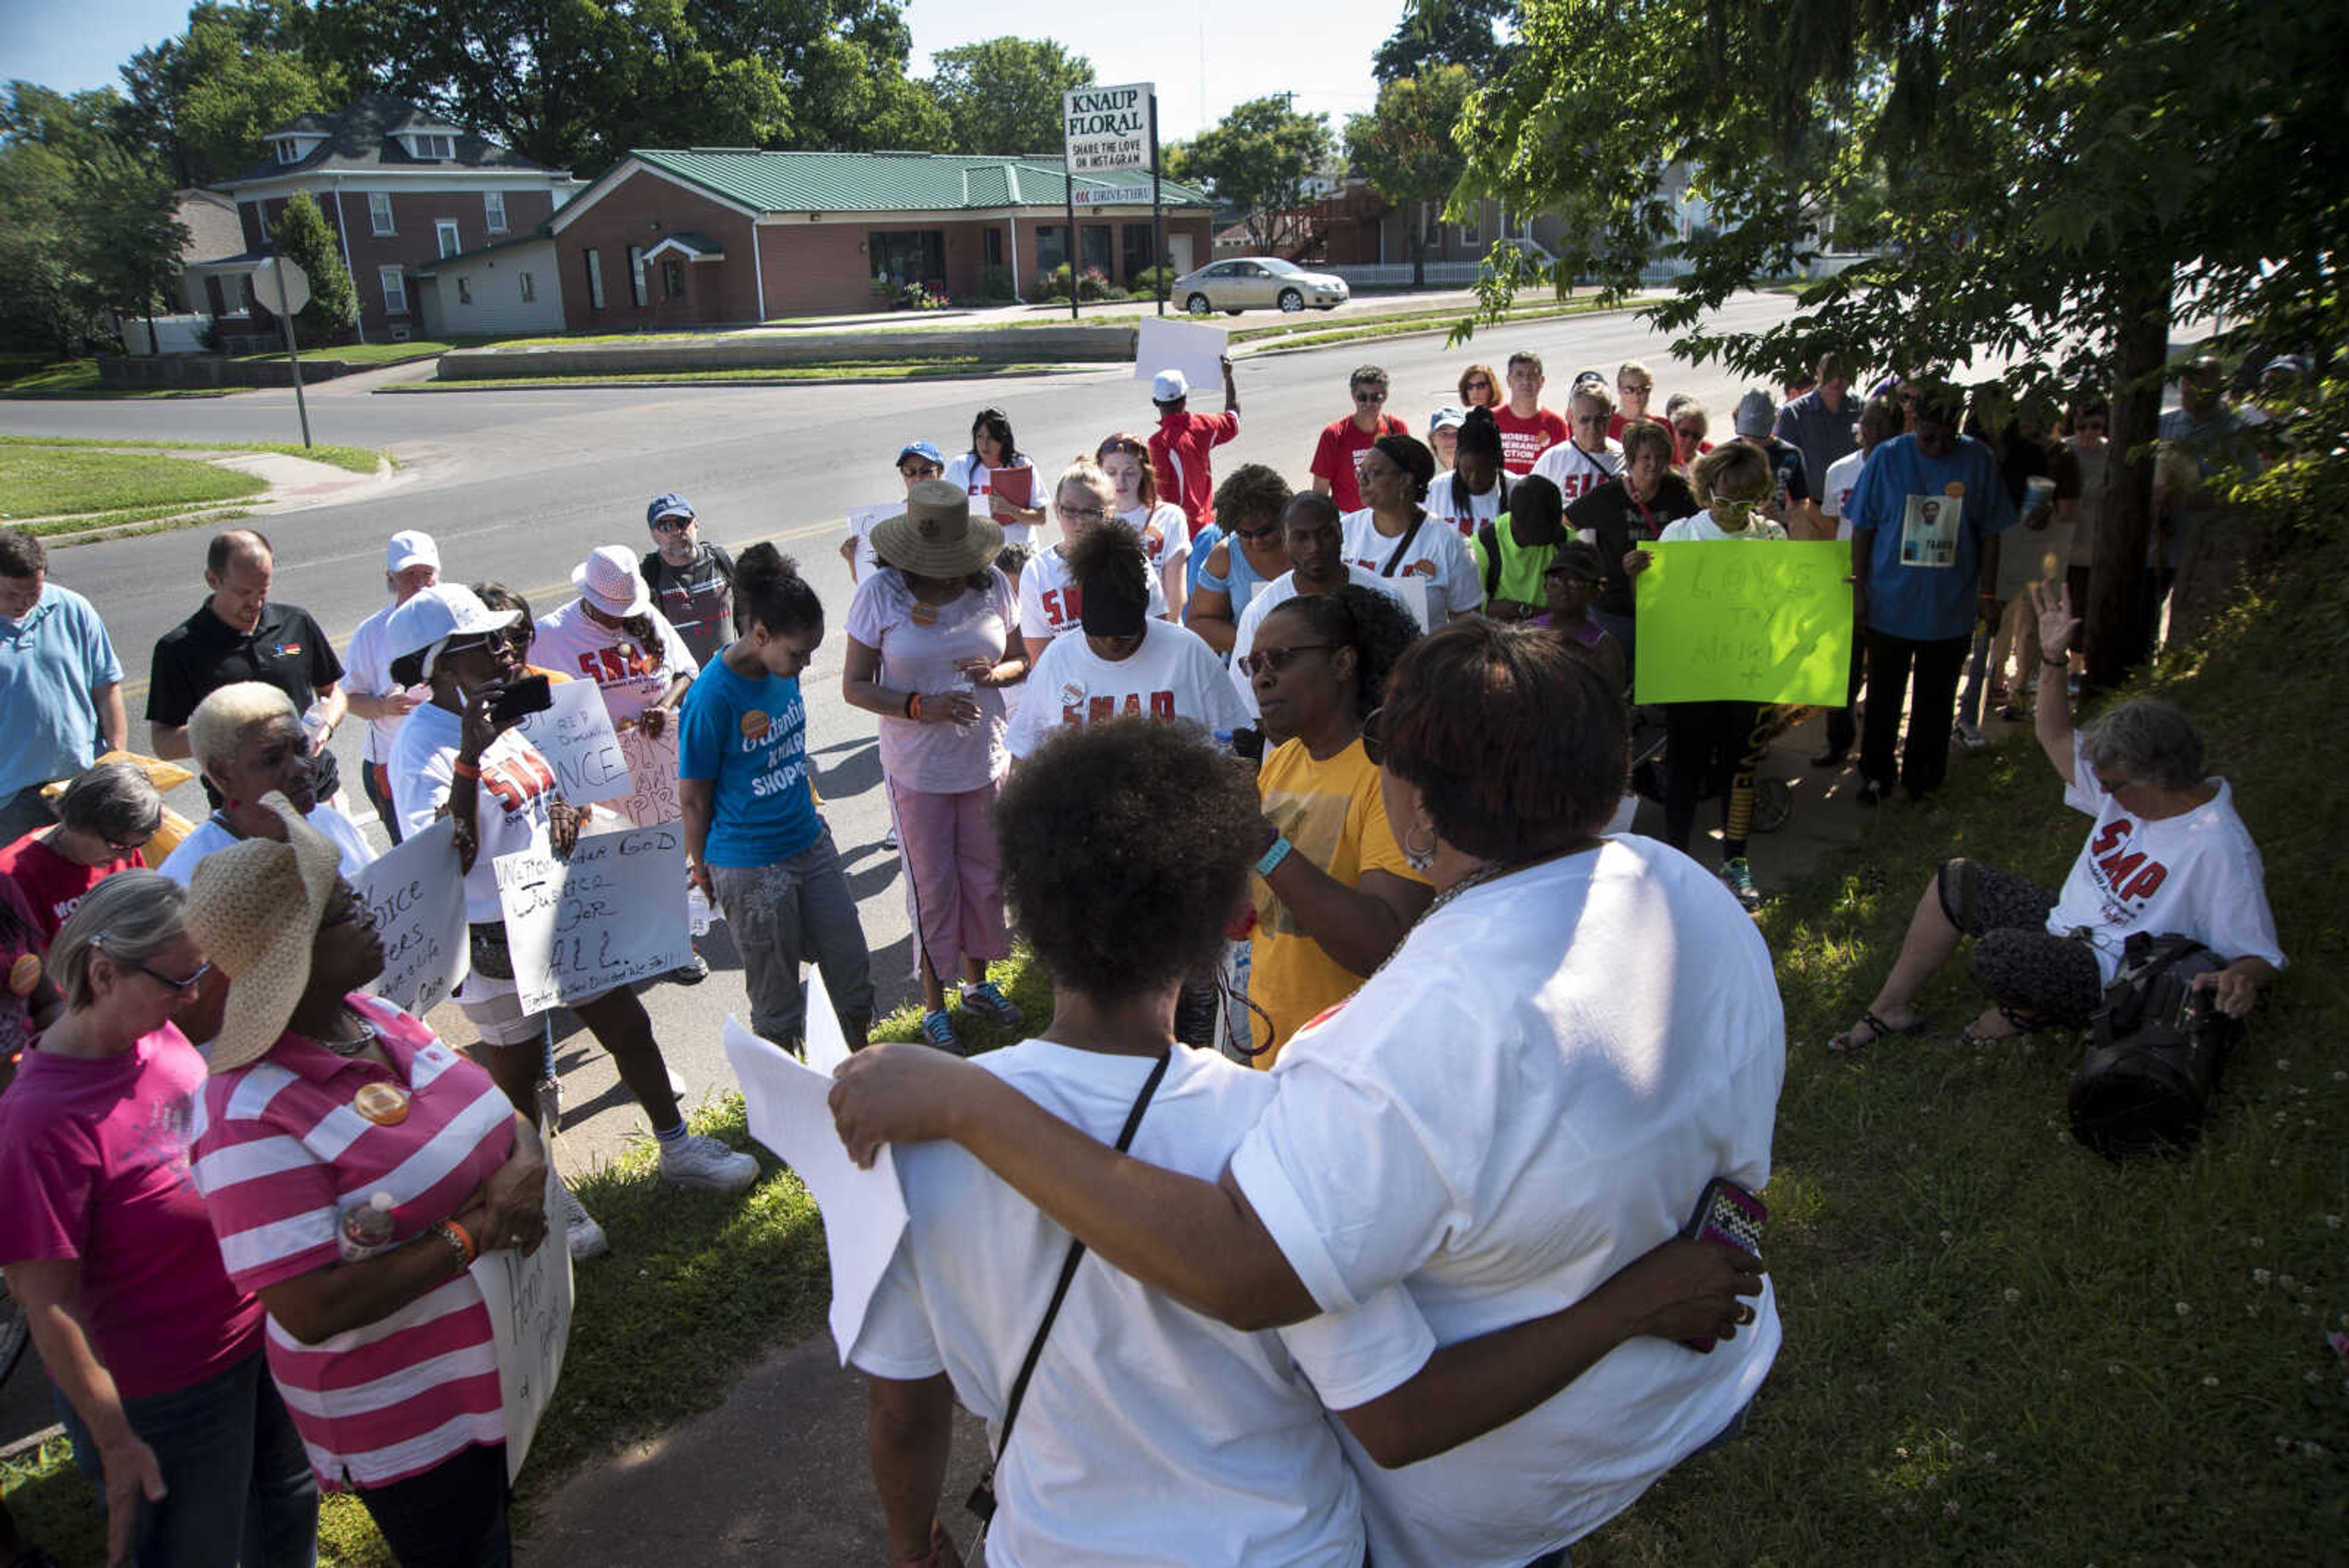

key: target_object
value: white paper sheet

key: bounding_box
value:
[721,1012,908,1362]
[354,817,469,1014]
[1135,318,1228,393]
[800,966,853,1077]
[516,677,633,805]
[493,824,693,1013]
[470,1132,573,1483]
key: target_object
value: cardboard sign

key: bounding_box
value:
[492,823,693,1013]
[354,818,470,1015]
[471,1132,573,1482]
[1632,540,1855,705]
[1135,318,1227,395]
[617,724,681,827]
[516,678,632,805]
[722,997,907,1362]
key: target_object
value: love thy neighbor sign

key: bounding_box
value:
[1063,83,1153,175]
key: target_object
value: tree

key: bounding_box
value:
[267,191,358,347]
[116,2,341,184]
[1372,0,1513,85]
[1347,65,1472,287]
[0,83,185,357]
[927,37,1092,156]
[1178,96,1333,256]
[1454,0,2349,688]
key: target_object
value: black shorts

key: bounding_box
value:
[1937,859,2104,1027]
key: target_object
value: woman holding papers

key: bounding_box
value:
[0,871,317,1568]
[1340,433,1485,625]
[384,584,757,1262]
[1097,432,1193,623]
[943,407,1045,554]
[678,546,874,1055]
[183,799,544,1568]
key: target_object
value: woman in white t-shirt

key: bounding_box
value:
[943,406,1046,554]
[1018,459,1167,650]
[848,715,1762,1568]
[1005,522,1247,761]
[1097,431,1192,623]
[532,546,700,830]
[1341,433,1484,624]
[1831,582,2282,1052]
[833,623,1779,1568]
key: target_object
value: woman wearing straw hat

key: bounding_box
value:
[842,480,1030,1053]
[183,797,545,1567]
[0,870,318,1568]
[383,584,756,1262]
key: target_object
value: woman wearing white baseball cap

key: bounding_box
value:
[382,584,756,1261]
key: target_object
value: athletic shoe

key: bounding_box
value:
[959,979,1023,1030]
[881,824,899,851]
[1953,720,1986,751]
[919,1008,962,1052]
[558,1183,610,1261]
[667,949,710,985]
[658,1132,760,1194]
[1809,745,1847,769]
[1720,858,1764,912]
[1855,779,1887,808]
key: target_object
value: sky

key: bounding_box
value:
[0,0,1397,143]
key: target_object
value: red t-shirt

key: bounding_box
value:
[0,831,146,942]
[1150,409,1241,535]
[1310,414,1409,513]
[1495,406,1569,475]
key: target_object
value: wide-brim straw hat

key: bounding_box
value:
[184,793,344,1074]
[871,478,1004,579]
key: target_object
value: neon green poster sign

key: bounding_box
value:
[1631,540,1855,705]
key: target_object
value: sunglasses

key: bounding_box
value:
[1463,380,1492,392]
[1058,503,1107,522]
[1354,390,1388,404]
[651,517,692,533]
[1236,643,1335,678]
[1231,522,1281,543]
[94,935,210,994]
[1619,383,1652,395]
[105,831,155,856]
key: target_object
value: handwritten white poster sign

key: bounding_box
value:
[618,723,681,827]
[516,678,632,805]
[354,818,470,1015]
[492,823,692,1013]
[1135,318,1226,393]
[722,997,907,1362]
[470,1131,573,1482]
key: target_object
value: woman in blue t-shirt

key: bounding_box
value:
[1185,464,1295,659]
[678,547,875,1051]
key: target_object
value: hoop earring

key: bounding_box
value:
[1402,822,1439,872]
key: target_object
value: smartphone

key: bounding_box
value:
[488,674,552,726]
[1680,1177,1766,1351]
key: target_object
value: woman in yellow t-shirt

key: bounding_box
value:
[1241,584,1431,1065]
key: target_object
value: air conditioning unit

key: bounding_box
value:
[387,324,412,341]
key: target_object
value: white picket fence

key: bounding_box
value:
[113,313,213,355]
[1332,252,1873,291]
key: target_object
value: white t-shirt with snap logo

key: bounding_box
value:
[1340,507,1485,618]
[1005,618,1249,760]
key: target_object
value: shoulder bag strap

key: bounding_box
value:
[968,1049,1173,1524]
[1381,511,1431,578]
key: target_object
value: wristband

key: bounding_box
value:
[451,757,480,781]
[1255,834,1294,878]
[430,1219,476,1270]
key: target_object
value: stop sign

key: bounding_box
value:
[249,258,312,316]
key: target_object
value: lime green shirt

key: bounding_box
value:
[1471,514,1559,608]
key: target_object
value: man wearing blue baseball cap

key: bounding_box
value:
[640,492,736,666]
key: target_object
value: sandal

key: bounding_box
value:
[1960,1006,2046,1047]
[1828,1010,1926,1053]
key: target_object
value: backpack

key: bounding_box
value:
[2067,932,2237,1161]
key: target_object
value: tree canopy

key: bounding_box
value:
[1372,0,1512,85]
[118,2,341,185]
[0,83,185,357]
[1347,65,1473,284]
[927,37,1093,156]
[1170,96,1332,256]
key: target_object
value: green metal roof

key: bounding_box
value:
[627,150,1209,214]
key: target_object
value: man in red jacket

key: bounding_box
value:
[1148,359,1241,537]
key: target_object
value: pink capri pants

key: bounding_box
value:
[888,776,1011,982]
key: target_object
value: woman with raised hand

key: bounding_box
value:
[1236,585,1430,1063]
[833,622,1784,1568]
[842,481,1030,1054]
[0,871,317,1568]
[184,801,543,1568]
[1097,432,1192,623]
[678,546,874,1053]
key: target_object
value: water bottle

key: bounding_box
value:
[687,885,718,936]
[952,666,979,732]
[338,1192,398,1261]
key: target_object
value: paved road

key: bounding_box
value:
[0,288,1800,1169]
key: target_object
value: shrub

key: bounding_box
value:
[266,192,358,348]
[1130,264,1174,297]
[976,264,1015,303]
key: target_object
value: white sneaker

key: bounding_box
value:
[558,1182,610,1261]
[881,824,899,851]
[659,1131,759,1194]
[1953,720,1986,751]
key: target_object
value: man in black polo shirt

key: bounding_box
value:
[148,528,347,806]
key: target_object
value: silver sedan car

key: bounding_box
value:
[1173,256,1349,315]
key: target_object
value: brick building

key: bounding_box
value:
[542,149,1217,325]
[198,94,581,340]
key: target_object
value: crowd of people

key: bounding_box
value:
[0,335,2293,1567]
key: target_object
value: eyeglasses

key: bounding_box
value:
[1231,522,1280,543]
[651,517,692,533]
[1353,390,1387,404]
[1462,380,1491,393]
[1360,705,1387,766]
[105,830,156,856]
[1619,383,1652,396]
[439,635,492,660]
[1059,504,1107,522]
[1236,643,1335,678]
[92,935,211,994]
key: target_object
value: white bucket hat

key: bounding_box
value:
[184,793,346,1074]
[384,583,521,680]
[573,544,653,618]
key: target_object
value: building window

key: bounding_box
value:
[661,259,685,300]
[436,220,461,259]
[627,245,647,307]
[274,139,302,166]
[456,276,472,305]
[519,271,536,303]
[982,228,1003,269]
[407,133,455,160]
[584,248,605,310]
[368,193,395,236]
[1080,225,1113,278]
[1458,208,1481,247]
[1121,223,1152,284]
[1034,225,1067,278]
[869,230,946,289]
[483,191,508,233]
[379,266,408,316]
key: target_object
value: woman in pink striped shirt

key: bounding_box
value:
[185,796,549,1567]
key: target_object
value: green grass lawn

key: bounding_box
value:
[234,340,459,368]
[395,359,1088,392]
[0,448,265,520]
[0,436,385,478]
[0,358,237,399]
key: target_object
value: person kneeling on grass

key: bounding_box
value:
[1830,581,2284,1053]
[845,719,1762,1568]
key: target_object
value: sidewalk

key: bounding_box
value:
[519,703,1999,1562]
